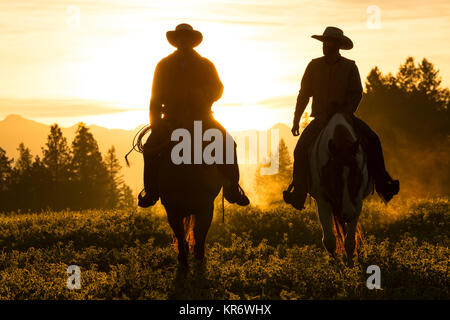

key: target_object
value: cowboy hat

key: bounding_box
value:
[166,23,203,48]
[311,26,353,50]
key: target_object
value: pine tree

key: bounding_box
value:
[29,155,50,210]
[396,57,420,92]
[365,67,385,94]
[71,123,109,209]
[0,147,13,211]
[12,143,33,210]
[104,146,123,208]
[255,139,293,205]
[42,124,71,209]
[16,143,32,174]
[0,147,13,191]
[276,139,292,184]
[118,184,135,209]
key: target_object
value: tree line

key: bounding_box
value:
[0,123,134,212]
[357,57,449,196]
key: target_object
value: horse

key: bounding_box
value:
[131,119,225,268]
[308,113,373,264]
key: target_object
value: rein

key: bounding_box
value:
[124,122,175,167]
[124,124,151,167]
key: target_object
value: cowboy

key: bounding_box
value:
[138,23,250,208]
[283,26,399,210]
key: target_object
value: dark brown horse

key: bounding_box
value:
[158,145,223,267]
[129,121,224,268]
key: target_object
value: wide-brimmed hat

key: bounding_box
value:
[166,23,203,48]
[311,26,353,50]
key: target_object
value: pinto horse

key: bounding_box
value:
[309,113,373,263]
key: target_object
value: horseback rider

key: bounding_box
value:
[138,23,250,208]
[283,26,400,210]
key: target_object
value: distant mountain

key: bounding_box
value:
[0,114,296,193]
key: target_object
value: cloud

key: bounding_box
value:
[259,95,297,109]
[0,98,135,118]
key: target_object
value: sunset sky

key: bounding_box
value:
[1,0,449,131]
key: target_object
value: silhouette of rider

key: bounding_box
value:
[283,26,400,210]
[138,23,250,208]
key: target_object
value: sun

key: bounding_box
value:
[71,21,295,131]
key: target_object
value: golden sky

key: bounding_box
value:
[0,0,449,130]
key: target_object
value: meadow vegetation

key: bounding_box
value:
[0,197,448,299]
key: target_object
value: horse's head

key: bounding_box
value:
[322,122,364,222]
[328,136,360,167]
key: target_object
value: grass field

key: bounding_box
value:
[0,198,448,300]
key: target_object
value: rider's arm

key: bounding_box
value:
[149,61,164,124]
[294,61,313,124]
[203,59,224,104]
[344,62,363,114]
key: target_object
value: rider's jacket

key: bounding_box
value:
[149,49,224,125]
[294,54,363,123]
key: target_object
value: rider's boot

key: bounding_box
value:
[283,182,307,211]
[138,150,160,208]
[138,188,159,208]
[354,117,399,203]
[284,152,308,211]
[375,171,399,203]
[224,183,250,206]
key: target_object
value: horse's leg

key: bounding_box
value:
[193,204,214,261]
[317,198,336,258]
[344,218,358,266]
[166,207,189,268]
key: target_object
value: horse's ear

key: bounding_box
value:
[328,140,337,155]
[351,137,361,154]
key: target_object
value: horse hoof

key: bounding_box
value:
[194,246,205,261]
[346,256,355,267]
[178,257,189,269]
[194,254,204,261]
[194,257,206,269]
[194,252,206,265]
[176,263,189,277]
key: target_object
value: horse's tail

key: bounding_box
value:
[183,214,195,251]
[332,211,364,255]
[171,214,195,254]
[355,224,364,253]
[332,210,346,253]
